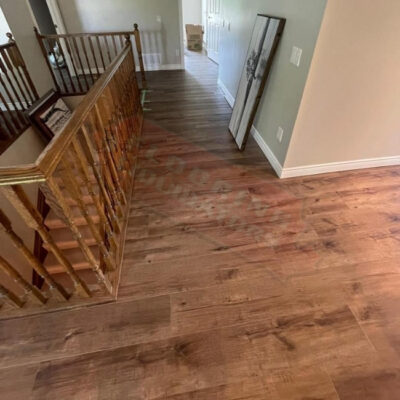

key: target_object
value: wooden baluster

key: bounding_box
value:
[97,92,127,180]
[46,38,68,94]
[71,138,120,244]
[71,36,90,91]
[0,110,13,138]
[93,106,127,206]
[80,37,94,86]
[114,59,136,151]
[4,42,35,104]
[116,58,135,148]
[88,36,101,78]
[60,155,116,271]
[0,48,31,106]
[103,36,112,65]
[55,37,77,94]
[111,35,118,57]
[103,82,131,179]
[118,35,124,50]
[34,27,61,92]
[95,35,106,72]
[0,90,22,131]
[0,208,69,301]
[76,131,122,231]
[41,176,113,294]
[80,122,124,219]
[0,284,25,308]
[0,255,47,305]
[134,23,147,89]
[117,53,139,154]
[0,57,27,116]
[0,73,26,127]
[64,36,84,93]
[1,185,91,298]
[0,109,14,138]
[6,33,39,100]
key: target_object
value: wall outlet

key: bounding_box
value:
[290,46,303,67]
[276,127,284,143]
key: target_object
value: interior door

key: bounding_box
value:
[206,0,221,64]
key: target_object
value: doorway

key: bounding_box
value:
[180,0,221,69]
[205,0,221,64]
[27,0,57,35]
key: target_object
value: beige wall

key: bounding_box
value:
[57,0,184,68]
[0,0,54,96]
[284,0,400,168]
[218,0,327,165]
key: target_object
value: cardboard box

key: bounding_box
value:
[185,24,203,51]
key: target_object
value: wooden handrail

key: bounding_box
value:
[0,43,131,182]
[41,31,135,38]
[37,43,133,177]
[0,37,143,316]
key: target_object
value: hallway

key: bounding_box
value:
[1,51,400,399]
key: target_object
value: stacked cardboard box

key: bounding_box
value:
[185,24,204,51]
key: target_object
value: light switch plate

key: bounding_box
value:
[290,46,303,67]
[276,127,284,143]
[156,15,162,23]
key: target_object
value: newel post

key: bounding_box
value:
[133,23,147,89]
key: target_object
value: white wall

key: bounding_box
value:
[284,0,400,172]
[217,0,327,166]
[182,0,202,42]
[57,0,184,70]
[0,6,10,44]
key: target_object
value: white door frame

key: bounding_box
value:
[178,0,186,69]
[46,0,67,34]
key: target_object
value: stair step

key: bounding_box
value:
[45,225,98,250]
[45,204,100,229]
[44,245,100,275]
[65,193,97,207]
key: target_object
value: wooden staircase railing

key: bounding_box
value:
[0,39,143,317]
[35,23,147,96]
[0,33,39,154]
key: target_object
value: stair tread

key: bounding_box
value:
[44,245,100,275]
[45,204,100,229]
[45,225,97,250]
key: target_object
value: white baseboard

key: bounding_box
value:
[218,79,283,177]
[281,156,400,178]
[218,79,235,108]
[251,126,284,177]
[76,63,184,77]
[219,79,400,179]
[140,63,184,71]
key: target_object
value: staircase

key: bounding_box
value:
[0,33,144,318]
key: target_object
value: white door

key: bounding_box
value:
[206,0,221,64]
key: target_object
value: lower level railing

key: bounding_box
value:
[0,34,39,153]
[0,40,143,316]
[35,23,147,96]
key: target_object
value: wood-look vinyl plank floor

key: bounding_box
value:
[0,50,399,399]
